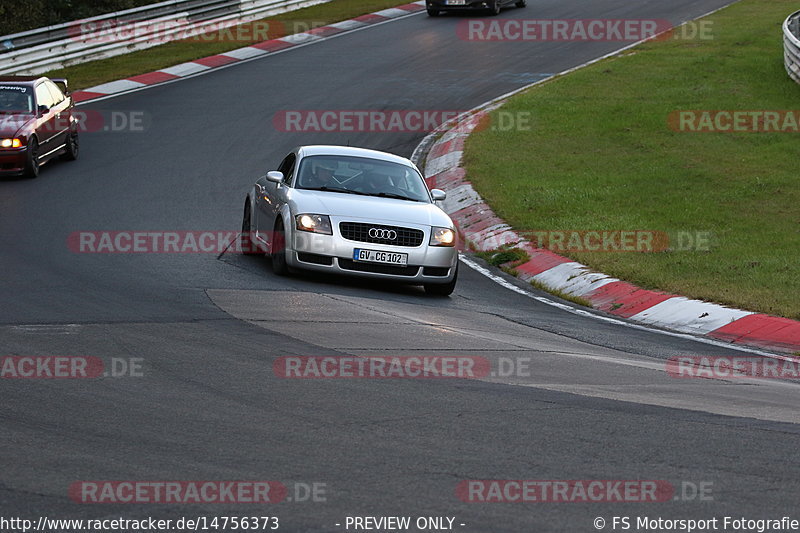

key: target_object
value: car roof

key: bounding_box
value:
[297,145,415,167]
[0,76,45,85]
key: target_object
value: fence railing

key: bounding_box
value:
[784,9,800,85]
[0,0,328,75]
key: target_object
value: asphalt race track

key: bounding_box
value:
[2,0,800,532]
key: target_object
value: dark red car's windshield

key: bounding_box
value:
[0,86,34,113]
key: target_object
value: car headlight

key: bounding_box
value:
[295,214,332,235]
[430,226,456,247]
[0,138,21,148]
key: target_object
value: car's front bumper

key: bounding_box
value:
[286,217,458,284]
[0,147,27,175]
[427,0,495,11]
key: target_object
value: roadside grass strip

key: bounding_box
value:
[463,0,800,321]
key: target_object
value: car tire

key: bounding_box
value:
[516,0,526,7]
[271,219,290,276]
[61,131,79,161]
[424,262,458,296]
[427,7,440,16]
[488,0,501,15]
[23,137,39,178]
[241,200,262,256]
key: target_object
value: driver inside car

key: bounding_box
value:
[305,161,337,189]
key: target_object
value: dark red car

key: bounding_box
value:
[0,76,79,178]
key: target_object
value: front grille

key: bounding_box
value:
[339,222,424,247]
[338,258,420,276]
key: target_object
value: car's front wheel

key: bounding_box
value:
[516,0,526,7]
[427,7,440,16]
[61,131,79,161]
[241,200,262,256]
[24,138,39,178]
[488,0,501,15]
[424,262,458,296]
[271,219,290,276]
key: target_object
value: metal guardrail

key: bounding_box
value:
[0,0,328,75]
[784,9,800,85]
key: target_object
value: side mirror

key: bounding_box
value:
[53,80,69,94]
[37,104,49,116]
[431,188,446,201]
[266,170,284,183]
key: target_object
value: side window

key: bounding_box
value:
[45,81,65,105]
[277,153,296,186]
[35,84,55,110]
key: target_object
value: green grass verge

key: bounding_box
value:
[45,0,409,90]
[473,246,593,308]
[474,246,529,277]
[474,246,529,267]
[529,279,592,308]
[464,0,800,319]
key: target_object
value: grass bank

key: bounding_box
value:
[463,0,800,319]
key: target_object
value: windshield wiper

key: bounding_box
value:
[375,192,422,202]
[309,186,369,196]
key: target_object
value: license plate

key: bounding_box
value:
[446,0,466,4]
[353,248,408,266]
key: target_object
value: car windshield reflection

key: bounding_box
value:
[0,87,34,114]
[297,155,431,202]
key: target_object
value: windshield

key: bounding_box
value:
[0,86,34,114]
[296,154,431,202]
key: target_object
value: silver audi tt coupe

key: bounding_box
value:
[242,145,459,295]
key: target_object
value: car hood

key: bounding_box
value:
[290,190,453,227]
[0,113,34,137]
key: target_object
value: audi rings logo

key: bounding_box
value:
[369,228,397,240]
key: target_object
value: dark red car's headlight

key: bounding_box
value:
[0,138,22,148]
